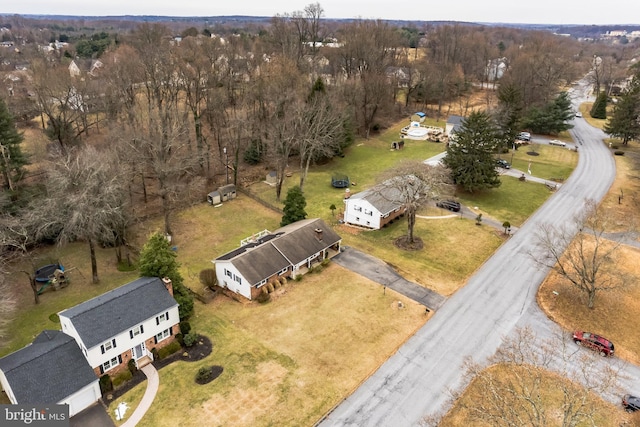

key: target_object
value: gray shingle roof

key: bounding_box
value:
[216,218,341,286]
[58,277,178,349]
[350,184,404,215]
[0,331,97,404]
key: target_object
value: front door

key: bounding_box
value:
[133,343,144,359]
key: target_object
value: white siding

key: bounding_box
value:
[343,198,382,229]
[214,260,252,299]
[0,369,16,404]
[63,305,179,369]
[60,380,101,417]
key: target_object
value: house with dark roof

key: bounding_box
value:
[214,218,341,300]
[343,180,406,230]
[58,277,180,378]
[0,330,100,417]
[445,115,466,142]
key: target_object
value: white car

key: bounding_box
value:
[549,139,567,147]
[575,111,583,118]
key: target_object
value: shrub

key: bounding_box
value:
[183,332,199,348]
[199,269,216,288]
[321,258,330,267]
[158,341,182,359]
[273,279,281,289]
[99,374,113,394]
[151,347,160,361]
[267,282,274,293]
[196,367,211,384]
[614,150,625,156]
[180,321,191,335]
[175,333,184,346]
[280,277,287,285]
[255,292,271,304]
[112,370,133,388]
[48,313,59,323]
[127,359,137,376]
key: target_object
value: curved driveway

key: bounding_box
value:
[319,83,640,426]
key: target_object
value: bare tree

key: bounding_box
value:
[440,327,625,427]
[298,91,345,192]
[378,160,453,248]
[0,213,41,304]
[36,146,128,284]
[0,269,16,345]
[532,199,631,308]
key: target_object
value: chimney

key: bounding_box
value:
[162,277,173,296]
[314,228,323,241]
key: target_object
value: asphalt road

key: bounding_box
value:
[318,80,640,426]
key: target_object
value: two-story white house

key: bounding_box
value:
[343,182,406,230]
[0,276,180,417]
[58,276,180,377]
[0,330,101,417]
[214,218,342,300]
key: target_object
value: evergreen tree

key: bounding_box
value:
[138,233,194,319]
[495,83,524,149]
[443,111,501,193]
[0,97,28,191]
[280,186,307,226]
[605,76,640,145]
[522,92,574,135]
[590,91,608,119]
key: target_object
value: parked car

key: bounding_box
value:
[622,394,640,412]
[436,200,461,212]
[549,139,567,147]
[517,132,531,141]
[575,111,583,118]
[572,331,615,356]
[496,159,511,169]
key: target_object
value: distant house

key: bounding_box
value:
[343,181,406,230]
[485,57,507,82]
[0,330,101,417]
[58,277,180,378]
[214,218,341,300]
[446,115,466,142]
[68,59,103,78]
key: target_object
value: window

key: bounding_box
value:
[129,324,144,339]
[100,339,116,354]
[155,312,169,325]
[225,269,232,278]
[102,357,119,372]
[354,206,362,212]
[278,267,288,275]
[156,329,171,343]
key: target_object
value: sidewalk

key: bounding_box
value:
[120,364,159,427]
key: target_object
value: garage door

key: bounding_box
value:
[67,385,100,417]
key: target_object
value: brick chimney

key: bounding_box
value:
[162,277,173,296]
[314,228,323,241]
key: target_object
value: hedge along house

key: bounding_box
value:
[214,218,342,300]
[58,277,180,378]
[343,181,406,230]
[0,330,101,417]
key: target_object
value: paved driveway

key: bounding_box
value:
[332,247,446,310]
[70,403,115,427]
[318,80,640,426]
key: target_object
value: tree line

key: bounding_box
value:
[0,3,633,318]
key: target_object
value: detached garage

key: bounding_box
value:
[0,330,100,417]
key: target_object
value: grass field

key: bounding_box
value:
[110,264,428,427]
[439,364,635,426]
[1,111,582,426]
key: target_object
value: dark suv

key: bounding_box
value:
[496,159,511,169]
[622,394,640,412]
[436,200,461,212]
[572,331,614,357]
